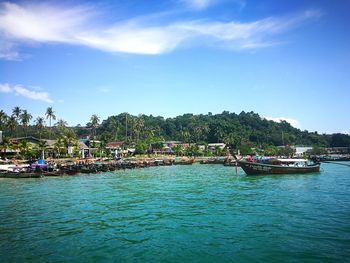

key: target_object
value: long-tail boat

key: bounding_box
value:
[0,171,43,178]
[238,157,320,176]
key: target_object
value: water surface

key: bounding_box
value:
[1,163,350,262]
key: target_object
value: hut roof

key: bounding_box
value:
[106,141,124,149]
[79,141,89,150]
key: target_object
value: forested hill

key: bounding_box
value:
[95,111,350,148]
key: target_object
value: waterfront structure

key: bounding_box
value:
[295,146,313,157]
[208,143,226,150]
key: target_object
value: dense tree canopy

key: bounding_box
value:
[93,111,349,149]
[1,109,349,150]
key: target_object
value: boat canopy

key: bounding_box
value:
[277,158,307,162]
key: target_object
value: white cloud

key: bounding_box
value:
[181,0,214,10]
[265,116,301,129]
[13,86,53,103]
[0,83,12,93]
[76,24,188,54]
[0,83,53,103]
[0,41,21,60]
[174,10,322,49]
[0,2,322,58]
[180,0,246,11]
[0,2,91,42]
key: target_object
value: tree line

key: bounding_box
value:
[94,111,349,146]
[1,108,350,157]
[0,107,100,159]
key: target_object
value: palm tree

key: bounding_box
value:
[107,118,119,141]
[181,129,190,143]
[98,138,107,158]
[20,110,32,137]
[12,106,21,137]
[223,133,236,148]
[134,117,144,142]
[0,110,9,131]
[125,113,128,143]
[193,124,209,143]
[213,126,224,143]
[53,129,77,157]
[90,114,100,139]
[7,116,17,137]
[54,137,64,157]
[130,115,135,141]
[35,117,45,139]
[18,140,32,159]
[38,140,48,159]
[46,107,56,139]
[0,136,12,154]
[144,126,155,139]
[55,119,68,134]
[12,107,21,119]
[62,129,77,152]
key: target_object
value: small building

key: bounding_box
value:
[7,136,89,158]
[106,141,125,150]
[152,146,173,155]
[106,141,125,157]
[11,136,41,145]
[197,145,205,150]
[10,136,43,156]
[325,147,349,154]
[178,143,191,149]
[150,141,173,155]
[208,143,226,150]
[295,146,313,157]
[164,141,182,147]
[79,141,90,158]
[79,138,90,147]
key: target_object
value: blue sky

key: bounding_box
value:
[0,0,349,134]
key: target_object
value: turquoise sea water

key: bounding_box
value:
[1,163,350,262]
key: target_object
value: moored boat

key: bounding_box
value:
[173,157,195,165]
[238,157,320,176]
[0,171,43,178]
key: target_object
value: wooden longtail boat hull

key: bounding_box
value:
[0,172,43,178]
[44,171,63,176]
[238,160,320,175]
